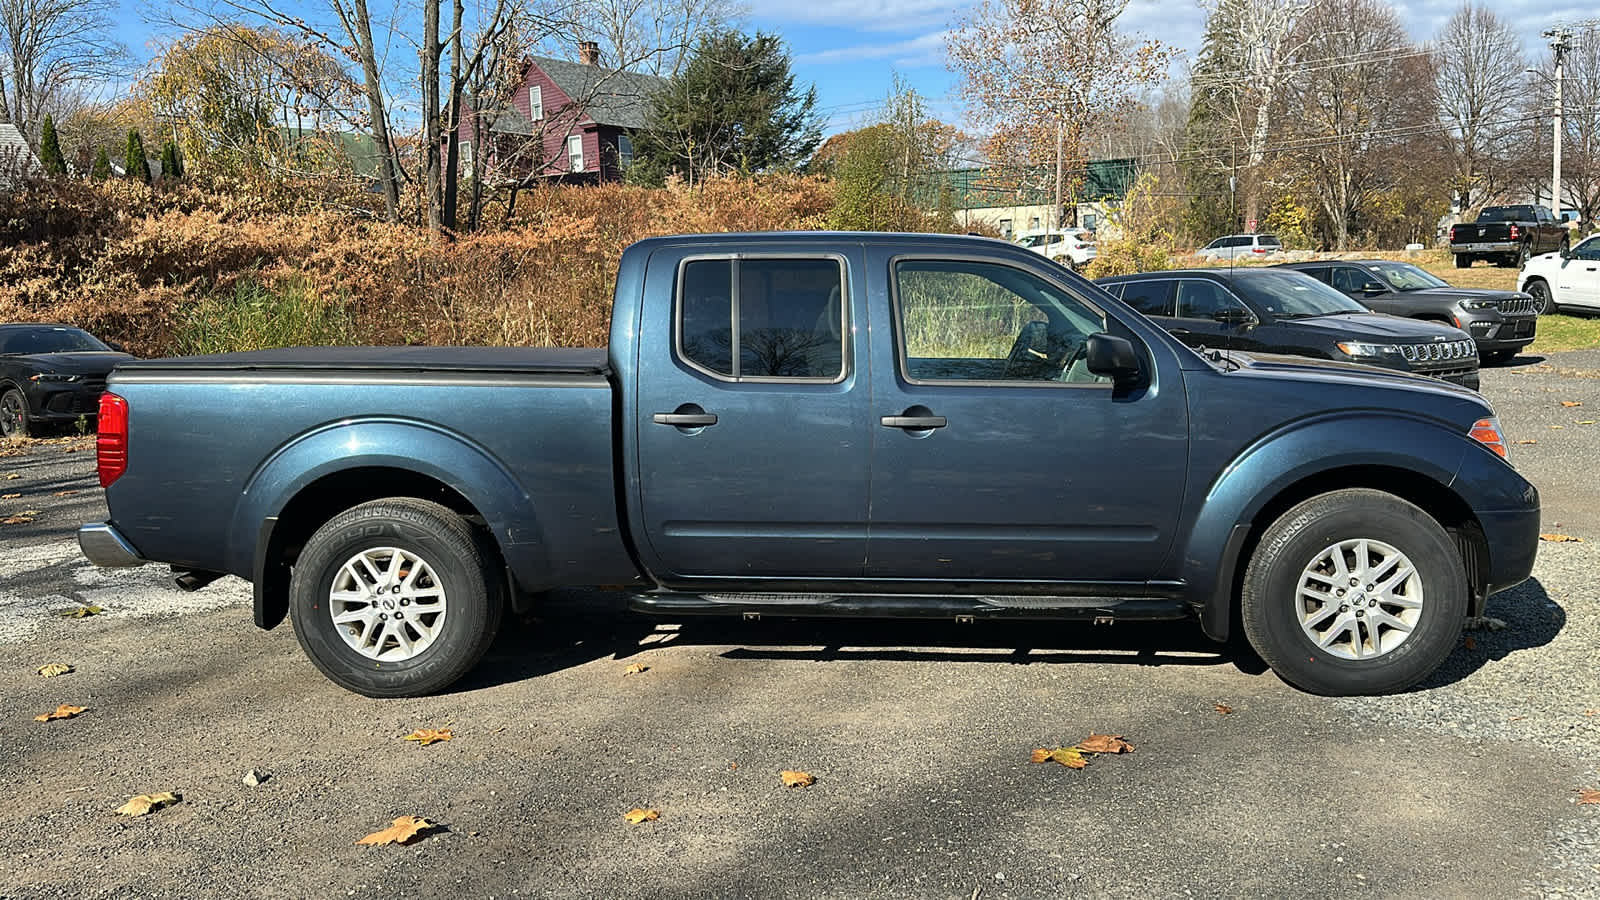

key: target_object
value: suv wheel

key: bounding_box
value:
[289,498,503,698]
[0,389,29,439]
[1454,254,1471,268]
[1241,489,1466,696]
[1525,279,1556,315]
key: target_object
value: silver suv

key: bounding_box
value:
[1198,233,1283,261]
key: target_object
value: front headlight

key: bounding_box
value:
[29,373,80,383]
[1335,341,1399,359]
[1459,299,1497,310]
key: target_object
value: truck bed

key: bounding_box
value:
[116,346,610,376]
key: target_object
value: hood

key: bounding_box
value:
[1396,287,1526,303]
[1226,351,1482,398]
[1273,312,1469,341]
[12,351,135,376]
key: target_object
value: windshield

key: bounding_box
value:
[1478,206,1533,223]
[1366,262,1448,291]
[1229,270,1368,318]
[0,327,111,355]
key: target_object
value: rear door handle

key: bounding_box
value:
[653,412,718,427]
[880,415,946,430]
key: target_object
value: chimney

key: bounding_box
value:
[578,41,600,66]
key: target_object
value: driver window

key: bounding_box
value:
[1574,239,1600,261]
[1175,280,1246,320]
[894,259,1109,384]
[1330,267,1370,294]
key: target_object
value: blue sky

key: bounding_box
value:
[111,0,1594,136]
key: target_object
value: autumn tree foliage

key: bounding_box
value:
[946,0,1169,232]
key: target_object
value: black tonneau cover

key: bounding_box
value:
[115,346,610,376]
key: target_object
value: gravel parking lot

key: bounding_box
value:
[1,352,1597,900]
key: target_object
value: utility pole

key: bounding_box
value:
[1053,120,1064,234]
[1545,26,1571,218]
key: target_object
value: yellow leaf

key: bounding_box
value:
[1,515,33,525]
[622,662,649,676]
[357,815,440,846]
[4,473,18,479]
[780,770,816,788]
[1214,703,1234,715]
[1576,421,1597,426]
[1560,400,1582,407]
[36,663,73,677]
[1,492,18,499]
[1078,733,1135,754]
[1540,533,1584,543]
[117,792,180,817]
[623,807,660,824]
[1579,789,1600,805]
[34,704,87,721]
[1030,748,1052,763]
[403,728,452,746]
[55,605,103,618]
[1514,439,1537,445]
[1551,425,1565,429]
[52,490,77,497]
[1048,747,1088,768]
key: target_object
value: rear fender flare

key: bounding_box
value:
[1186,413,1470,641]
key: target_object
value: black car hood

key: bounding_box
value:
[9,351,136,376]
[1226,351,1481,398]
[1393,287,1526,303]
[1271,312,1467,340]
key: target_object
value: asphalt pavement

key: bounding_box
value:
[0,352,1596,900]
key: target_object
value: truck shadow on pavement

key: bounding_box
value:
[459,576,1566,695]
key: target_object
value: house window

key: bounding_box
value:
[617,133,634,169]
[567,134,584,172]
[529,85,543,120]
[999,219,1013,238]
[459,141,473,178]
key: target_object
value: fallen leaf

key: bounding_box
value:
[36,663,73,677]
[623,807,660,824]
[1540,533,1585,543]
[1078,733,1136,754]
[1,516,33,525]
[1561,400,1582,407]
[1579,789,1600,805]
[780,770,816,788]
[1214,703,1234,715]
[34,704,87,721]
[1586,710,1598,717]
[1463,635,1477,651]
[1031,747,1088,769]
[1508,716,1526,722]
[402,728,452,746]
[116,792,180,817]
[1514,439,1537,445]
[1,492,18,499]
[622,662,649,676]
[52,490,77,497]
[4,473,18,480]
[1551,425,1565,429]
[55,605,103,618]
[1576,420,1597,426]
[357,816,440,846]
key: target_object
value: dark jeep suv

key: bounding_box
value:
[1276,260,1538,364]
[1095,268,1480,389]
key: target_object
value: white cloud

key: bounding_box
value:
[752,0,966,29]
[797,30,951,67]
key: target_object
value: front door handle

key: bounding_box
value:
[654,412,718,427]
[1169,328,1192,336]
[880,415,946,429]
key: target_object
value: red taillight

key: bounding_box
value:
[97,392,128,488]
[1252,247,1266,253]
[1449,225,1460,242]
[1509,224,1520,240]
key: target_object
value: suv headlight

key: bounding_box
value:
[29,373,81,383]
[1459,299,1497,309]
[1335,341,1399,359]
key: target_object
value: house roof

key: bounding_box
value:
[526,55,665,129]
[0,123,39,172]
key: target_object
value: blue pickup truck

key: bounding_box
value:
[79,233,1539,698]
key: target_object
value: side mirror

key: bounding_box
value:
[1560,246,1572,260]
[106,340,126,352]
[1212,307,1252,325]
[1085,332,1141,384]
[1361,281,1386,293]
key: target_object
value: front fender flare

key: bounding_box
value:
[1186,412,1470,641]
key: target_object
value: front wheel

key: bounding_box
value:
[0,389,29,439]
[1526,278,1557,315]
[1241,489,1467,696]
[289,498,503,698]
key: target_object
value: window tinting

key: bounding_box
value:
[895,259,1108,384]
[1330,266,1371,294]
[1175,280,1242,319]
[0,327,109,354]
[676,258,845,380]
[1120,280,1175,317]
[1257,235,1282,247]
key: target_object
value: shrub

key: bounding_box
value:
[39,116,67,176]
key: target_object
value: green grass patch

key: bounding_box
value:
[1528,313,1600,354]
[173,276,354,355]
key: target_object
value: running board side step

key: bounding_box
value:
[627,592,1191,622]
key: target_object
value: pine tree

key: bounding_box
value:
[160,139,184,179]
[91,146,112,181]
[38,115,67,176]
[124,130,151,183]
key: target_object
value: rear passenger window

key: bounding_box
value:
[1120,280,1175,317]
[1175,280,1245,319]
[676,257,846,380]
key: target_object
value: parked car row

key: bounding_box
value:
[0,325,134,439]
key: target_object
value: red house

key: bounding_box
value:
[457,42,664,184]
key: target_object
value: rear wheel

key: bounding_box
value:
[289,498,503,698]
[0,389,29,439]
[1454,253,1471,268]
[1241,489,1467,696]
[1526,278,1556,315]
[1483,349,1518,365]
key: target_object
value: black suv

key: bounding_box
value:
[1095,268,1480,389]
[1276,260,1538,364]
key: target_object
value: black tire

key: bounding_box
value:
[1526,278,1557,315]
[1454,253,1471,269]
[289,498,503,698]
[1241,489,1467,696]
[0,389,29,439]
[1483,349,1517,365]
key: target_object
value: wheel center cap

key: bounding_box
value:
[384,599,396,610]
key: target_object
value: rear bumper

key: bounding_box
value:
[1452,242,1517,255]
[78,522,145,568]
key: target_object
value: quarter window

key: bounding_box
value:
[894,259,1109,384]
[676,258,846,380]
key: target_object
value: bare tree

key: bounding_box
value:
[1433,2,1524,213]
[0,0,124,141]
[557,0,743,76]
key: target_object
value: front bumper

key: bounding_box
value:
[26,381,108,422]
[78,522,146,568]
[1459,312,1538,351]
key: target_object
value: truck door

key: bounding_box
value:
[634,249,872,582]
[864,250,1188,584]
